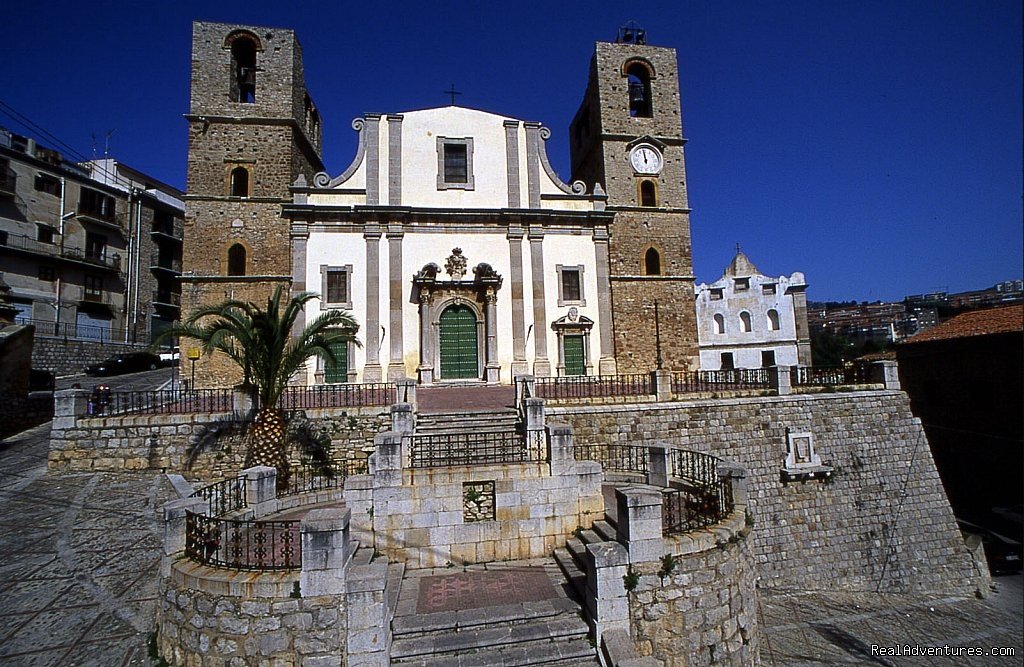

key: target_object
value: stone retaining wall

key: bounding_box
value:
[32,337,151,375]
[0,392,54,440]
[551,390,982,595]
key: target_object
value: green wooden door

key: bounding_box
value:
[324,340,348,383]
[563,335,586,376]
[439,305,478,379]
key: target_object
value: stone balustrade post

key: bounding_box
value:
[585,541,630,649]
[346,562,392,666]
[647,445,670,488]
[615,487,665,563]
[53,389,88,429]
[373,431,404,488]
[769,365,792,396]
[299,507,352,596]
[514,374,536,406]
[872,360,901,390]
[231,386,255,420]
[547,422,575,475]
[243,466,278,517]
[523,397,545,433]
[395,378,417,409]
[651,369,673,401]
[718,461,749,506]
[161,496,209,557]
[390,402,414,435]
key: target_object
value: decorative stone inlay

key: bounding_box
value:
[462,480,495,522]
[445,248,467,279]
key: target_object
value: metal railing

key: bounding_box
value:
[191,476,247,516]
[282,459,369,497]
[279,383,396,409]
[185,511,300,570]
[573,443,649,474]
[662,449,733,534]
[407,430,546,468]
[790,365,872,386]
[89,389,233,416]
[532,373,653,400]
[62,246,122,270]
[15,315,131,343]
[671,368,769,394]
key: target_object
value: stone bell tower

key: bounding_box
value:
[181,21,324,386]
[569,23,699,372]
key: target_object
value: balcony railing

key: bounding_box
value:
[0,231,59,257]
[63,246,122,271]
[281,459,369,497]
[191,476,247,517]
[406,430,546,468]
[671,368,769,394]
[185,512,301,571]
[790,365,872,386]
[573,443,649,475]
[88,389,234,416]
[14,316,129,343]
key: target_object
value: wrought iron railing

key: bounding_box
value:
[790,365,872,386]
[407,430,546,468]
[572,443,649,474]
[670,368,769,394]
[279,383,396,409]
[533,373,654,400]
[191,476,247,516]
[91,389,233,416]
[662,449,733,534]
[185,511,300,570]
[282,459,369,497]
[14,315,131,343]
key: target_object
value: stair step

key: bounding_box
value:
[592,519,618,543]
[393,597,580,638]
[350,544,374,567]
[578,529,602,546]
[392,636,598,666]
[553,547,586,600]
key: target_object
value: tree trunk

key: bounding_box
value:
[246,408,290,491]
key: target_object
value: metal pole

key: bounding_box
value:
[191,358,196,391]
[654,300,663,370]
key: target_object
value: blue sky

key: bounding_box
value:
[3,0,1020,302]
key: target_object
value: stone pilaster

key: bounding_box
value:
[363,224,383,382]
[528,228,550,376]
[593,228,617,375]
[507,225,529,376]
[484,287,500,383]
[387,224,406,381]
[416,288,434,384]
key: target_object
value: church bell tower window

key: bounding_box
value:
[230,36,258,103]
[626,62,653,118]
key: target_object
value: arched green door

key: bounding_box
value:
[439,305,479,379]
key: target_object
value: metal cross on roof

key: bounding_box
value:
[444,84,462,106]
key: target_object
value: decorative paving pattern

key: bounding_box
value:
[417,385,514,413]
[416,566,557,614]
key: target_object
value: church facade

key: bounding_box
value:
[181,22,700,386]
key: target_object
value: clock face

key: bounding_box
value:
[630,145,663,174]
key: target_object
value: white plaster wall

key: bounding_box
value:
[535,234,602,372]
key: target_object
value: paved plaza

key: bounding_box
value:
[0,419,1021,666]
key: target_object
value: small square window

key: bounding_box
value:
[38,266,56,281]
[34,174,60,196]
[734,278,750,291]
[557,265,586,306]
[710,288,723,300]
[36,225,55,244]
[762,283,777,295]
[321,265,353,309]
[436,137,475,190]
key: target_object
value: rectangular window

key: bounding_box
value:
[720,352,735,370]
[436,137,475,190]
[762,283,777,295]
[710,288,723,300]
[36,224,55,244]
[85,232,107,261]
[38,266,56,281]
[761,350,776,367]
[734,278,750,291]
[320,265,353,309]
[557,265,586,306]
[84,275,103,302]
[34,174,60,196]
[79,187,116,220]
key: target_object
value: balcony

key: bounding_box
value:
[150,218,185,242]
[0,231,59,258]
[150,251,182,274]
[75,206,124,233]
[64,247,123,272]
[153,290,182,308]
[0,166,16,197]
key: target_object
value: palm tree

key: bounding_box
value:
[158,285,359,488]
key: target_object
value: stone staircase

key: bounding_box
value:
[414,408,521,437]
[552,516,621,607]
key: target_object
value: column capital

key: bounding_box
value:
[363,223,382,239]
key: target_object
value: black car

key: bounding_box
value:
[84,352,162,376]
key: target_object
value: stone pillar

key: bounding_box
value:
[299,507,351,596]
[872,360,901,390]
[514,374,536,405]
[615,487,664,563]
[53,389,89,429]
[387,225,406,382]
[547,422,575,475]
[346,562,392,666]
[718,461,748,506]
[585,541,630,649]
[363,224,383,382]
[291,222,309,338]
[651,369,672,401]
[593,228,617,375]
[484,287,500,383]
[373,431,404,488]
[524,122,542,208]
[507,225,529,376]
[390,402,414,435]
[647,445,670,488]
[231,387,255,420]
[364,114,381,205]
[395,378,417,408]
[523,397,545,433]
[528,229,551,376]
[161,497,209,556]
[416,288,434,384]
[769,365,792,396]
[243,466,278,518]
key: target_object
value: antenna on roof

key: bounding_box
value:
[617,21,647,45]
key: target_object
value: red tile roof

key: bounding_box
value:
[902,305,1023,344]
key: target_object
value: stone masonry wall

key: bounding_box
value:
[157,584,344,667]
[48,406,388,480]
[551,390,983,595]
[32,336,150,375]
[628,514,759,667]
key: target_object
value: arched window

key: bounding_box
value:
[626,62,652,117]
[713,313,725,334]
[644,247,661,276]
[640,179,657,207]
[740,311,752,333]
[229,167,249,197]
[230,37,257,103]
[227,244,246,276]
[767,309,781,331]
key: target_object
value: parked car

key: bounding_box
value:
[158,348,180,367]
[84,352,162,376]
[957,518,1023,575]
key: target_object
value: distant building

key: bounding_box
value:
[0,127,183,344]
[896,305,1023,521]
[808,300,927,343]
[694,250,811,370]
[905,280,1024,314]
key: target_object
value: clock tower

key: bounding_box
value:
[569,24,699,372]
